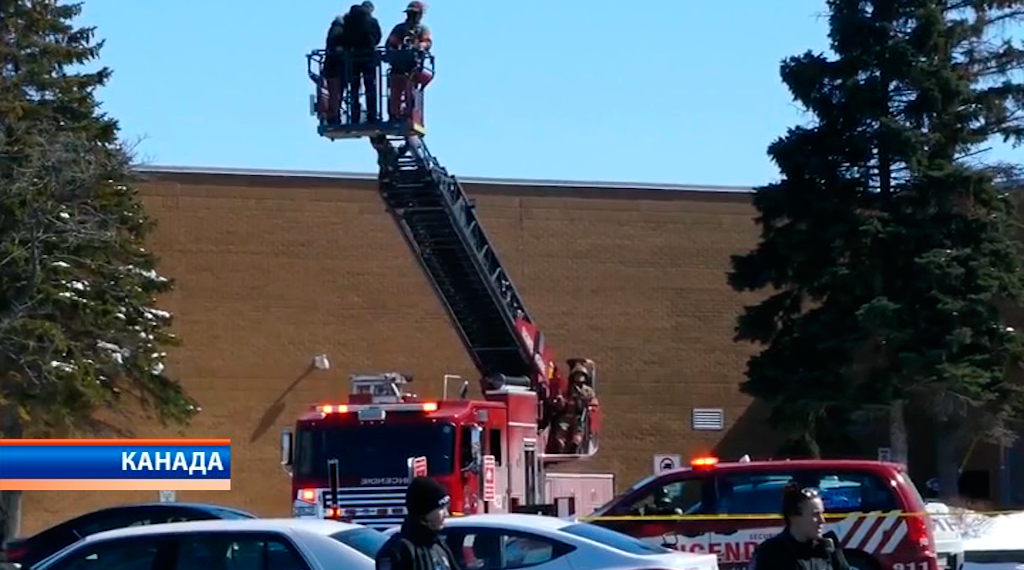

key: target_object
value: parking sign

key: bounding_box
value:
[653,454,681,474]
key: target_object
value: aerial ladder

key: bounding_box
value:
[305,47,600,459]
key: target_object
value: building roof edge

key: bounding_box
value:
[135,164,756,194]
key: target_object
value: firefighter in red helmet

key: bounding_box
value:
[549,359,597,454]
[385,1,433,121]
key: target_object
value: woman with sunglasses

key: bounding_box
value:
[750,483,852,570]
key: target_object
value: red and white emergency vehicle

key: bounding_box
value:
[283,53,613,529]
[589,457,951,570]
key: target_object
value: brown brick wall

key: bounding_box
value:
[20,169,769,533]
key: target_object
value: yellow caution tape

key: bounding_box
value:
[449,507,1023,521]
[581,510,1024,521]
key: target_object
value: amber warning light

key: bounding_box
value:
[316,402,438,414]
[690,456,719,468]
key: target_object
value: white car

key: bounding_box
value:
[30,518,386,570]
[925,501,966,570]
[385,514,719,570]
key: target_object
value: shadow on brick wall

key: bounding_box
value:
[250,363,316,443]
[711,400,787,461]
[710,400,881,461]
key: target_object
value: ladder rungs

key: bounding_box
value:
[377,136,534,368]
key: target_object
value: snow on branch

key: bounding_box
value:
[0,122,193,429]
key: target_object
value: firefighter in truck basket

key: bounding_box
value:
[549,358,597,454]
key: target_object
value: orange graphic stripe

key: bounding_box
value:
[0,479,231,491]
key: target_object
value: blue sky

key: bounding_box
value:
[77,0,1018,188]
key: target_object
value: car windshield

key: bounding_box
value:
[560,523,671,555]
[330,528,388,557]
[592,472,690,515]
[294,423,456,478]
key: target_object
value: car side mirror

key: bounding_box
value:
[471,426,484,472]
[280,429,293,467]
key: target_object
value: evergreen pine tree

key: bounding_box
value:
[0,0,198,536]
[728,0,1024,491]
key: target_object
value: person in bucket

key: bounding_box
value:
[384,1,433,121]
[376,477,460,570]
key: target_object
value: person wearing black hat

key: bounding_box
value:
[376,477,460,570]
[339,1,382,122]
[322,13,348,125]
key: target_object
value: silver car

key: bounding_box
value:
[30,518,386,570]
[385,514,719,570]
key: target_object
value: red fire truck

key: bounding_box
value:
[280,48,611,529]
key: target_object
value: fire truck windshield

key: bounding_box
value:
[294,423,456,479]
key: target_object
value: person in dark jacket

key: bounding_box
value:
[376,477,460,570]
[750,483,851,570]
[322,14,347,125]
[340,1,382,122]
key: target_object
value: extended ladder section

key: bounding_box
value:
[304,44,600,459]
[371,135,536,382]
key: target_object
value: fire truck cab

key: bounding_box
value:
[281,372,576,528]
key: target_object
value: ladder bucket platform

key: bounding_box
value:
[318,118,425,141]
[307,47,434,140]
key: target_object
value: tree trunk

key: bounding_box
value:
[936,423,962,501]
[889,400,909,464]
[805,432,822,459]
[0,408,23,543]
[777,430,822,459]
[0,490,22,544]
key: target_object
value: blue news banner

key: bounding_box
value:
[0,440,231,490]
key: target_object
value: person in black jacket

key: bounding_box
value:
[376,477,460,570]
[750,483,851,570]
[340,1,382,122]
[322,14,347,125]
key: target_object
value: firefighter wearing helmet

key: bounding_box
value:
[549,359,596,454]
[384,1,433,121]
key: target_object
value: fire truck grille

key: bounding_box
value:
[321,486,407,528]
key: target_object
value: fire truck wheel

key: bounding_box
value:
[842,550,879,570]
